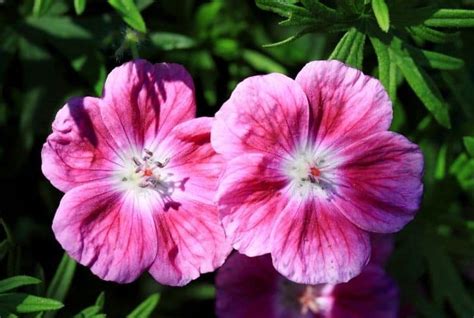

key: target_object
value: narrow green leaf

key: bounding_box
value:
[300,0,340,20]
[126,293,160,318]
[0,276,41,293]
[242,49,287,74]
[263,25,318,47]
[372,0,390,32]
[46,253,76,302]
[369,35,397,99]
[74,0,87,15]
[425,9,474,28]
[391,41,451,128]
[0,293,63,313]
[108,0,147,33]
[32,0,54,17]
[408,48,464,70]
[464,137,474,157]
[407,25,458,44]
[329,27,366,68]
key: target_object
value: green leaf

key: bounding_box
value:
[329,27,366,68]
[32,0,54,17]
[407,25,458,44]
[0,293,63,314]
[126,293,160,318]
[149,32,196,50]
[0,276,41,293]
[408,48,464,70]
[464,137,474,157]
[391,40,451,128]
[372,0,390,32]
[73,292,105,318]
[300,0,339,20]
[74,0,87,15]
[108,0,147,33]
[46,253,76,303]
[425,9,474,28]
[369,35,397,99]
[242,49,287,74]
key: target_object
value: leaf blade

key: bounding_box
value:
[372,0,390,32]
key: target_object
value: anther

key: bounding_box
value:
[156,158,170,168]
[132,157,142,166]
[144,148,153,156]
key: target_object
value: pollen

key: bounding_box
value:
[143,169,154,177]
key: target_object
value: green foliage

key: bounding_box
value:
[74,0,87,15]
[126,293,160,318]
[371,0,390,32]
[108,0,147,33]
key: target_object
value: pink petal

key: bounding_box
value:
[211,73,309,159]
[271,198,371,284]
[101,59,196,150]
[217,153,289,256]
[148,191,231,286]
[41,97,121,192]
[157,117,222,203]
[216,253,280,318]
[334,132,423,233]
[147,118,231,286]
[331,265,399,318]
[295,60,392,149]
[52,181,158,283]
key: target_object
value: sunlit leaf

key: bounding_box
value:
[372,0,390,32]
[0,293,63,314]
[425,9,474,28]
[108,0,147,33]
[74,0,87,15]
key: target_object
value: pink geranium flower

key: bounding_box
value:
[42,60,231,285]
[216,236,399,318]
[212,60,423,284]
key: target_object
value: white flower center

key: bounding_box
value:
[115,148,183,210]
[284,146,339,200]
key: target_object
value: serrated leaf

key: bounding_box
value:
[372,0,390,32]
[126,293,160,318]
[149,32,196,50]
[45,253,76,303]
[74,0,87,15]
[0,276,41,293]
[329,27,366,68]
[0,293,63,313]
[108,0,147,33]
[425,9,474,28]
[391,40,451,128]
[407,25,458,44]
[464,137,474,157]
[242,49,287,74]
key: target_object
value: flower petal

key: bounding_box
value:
[295,60,392,149]
[212,73,309,159]
[148,191,231,286]
[216,253,280,318]
[101,59,196,150]
[147,118,231,286]
[217,153,289,256]
[333,132,424,233]
[271,198,370,284]
[41,97,121,192]
[331,265,399,318]
[52,181,158,283]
